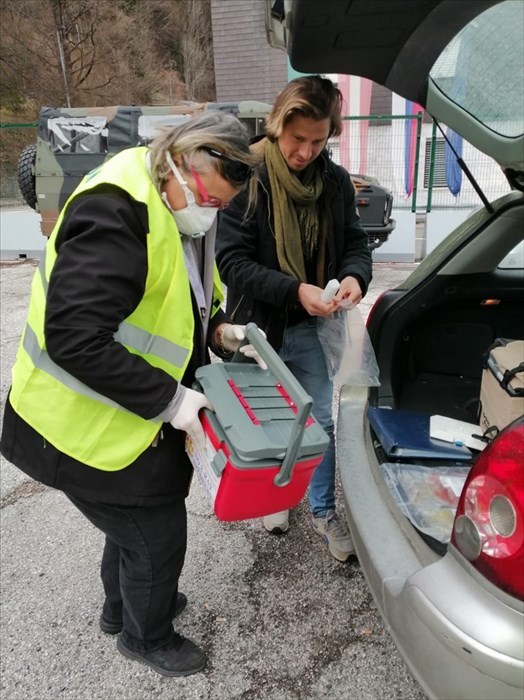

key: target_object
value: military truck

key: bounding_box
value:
[18,102,395,248]
[17,102,269,237]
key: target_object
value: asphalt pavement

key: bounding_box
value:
[0,259,427,700]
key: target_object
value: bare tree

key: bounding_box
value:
[149,0,216,103]
[0,0,187,109]
[1,0,217,113]
[1,0,60,109]
[180,0,215,101]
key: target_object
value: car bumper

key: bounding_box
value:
[363,219,396,237]
[364,220,396,249]
[337,385,524,700]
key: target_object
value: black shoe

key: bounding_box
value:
[116,632,206,677]
[99,592,187,635]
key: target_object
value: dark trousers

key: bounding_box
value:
[65,493,187,652]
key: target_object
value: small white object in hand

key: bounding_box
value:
[320,279,340,302]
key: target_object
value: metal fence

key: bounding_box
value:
[334,114,511,211]
[0,116,511,211]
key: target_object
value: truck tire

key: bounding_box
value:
[17,144,38,211]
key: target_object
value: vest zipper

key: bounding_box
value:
[151,429,163,447]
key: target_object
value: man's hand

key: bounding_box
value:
[297,276,363,316]
[297,283,337,317]
[334,276,363,310]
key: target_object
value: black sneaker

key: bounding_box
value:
[116,632,206,677]
[99,592,187,635]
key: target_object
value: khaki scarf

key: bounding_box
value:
[258,139,327,284]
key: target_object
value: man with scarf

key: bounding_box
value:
[216,75,373,562]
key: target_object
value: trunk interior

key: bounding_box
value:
[367,200,523,554]
[395,275,523,422]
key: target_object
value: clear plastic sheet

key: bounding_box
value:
[379,462,471,543]
[317,307,380,386]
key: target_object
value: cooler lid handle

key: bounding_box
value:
[235,323,313,487]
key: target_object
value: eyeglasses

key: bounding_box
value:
[201,147,254,183]
[189,166,229,211]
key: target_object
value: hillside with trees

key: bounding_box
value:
[1,0,215,114]
[0,0,215,183]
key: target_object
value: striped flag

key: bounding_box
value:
[404,100,424,196]
[338,75,373,174]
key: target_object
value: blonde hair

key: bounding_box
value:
[150,111,261,209]
[265,75,343,141]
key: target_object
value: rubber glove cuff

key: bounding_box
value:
[170,387,212,450]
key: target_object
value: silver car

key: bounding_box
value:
[266,1,524,699]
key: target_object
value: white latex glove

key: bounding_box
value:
[221,324,268,370]
[170,388,212,450]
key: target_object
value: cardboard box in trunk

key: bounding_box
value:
[479,339,524,435]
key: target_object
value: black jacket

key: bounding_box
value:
[1,185,229,505]
[216,152,373,350]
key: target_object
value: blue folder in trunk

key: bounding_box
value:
[367,407,473,460]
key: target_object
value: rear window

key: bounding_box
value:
[498,241,524,270]
[430,1,524,138]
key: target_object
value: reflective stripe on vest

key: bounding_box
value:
[9,147,224,471]
[35,256,191,373]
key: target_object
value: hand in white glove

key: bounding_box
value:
[170,388,212,450]
[221,324,268,370]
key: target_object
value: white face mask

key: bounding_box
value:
[163,151,218,237]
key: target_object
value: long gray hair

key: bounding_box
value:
[150,111,260,210]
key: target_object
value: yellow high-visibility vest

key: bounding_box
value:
[9,147,224,470]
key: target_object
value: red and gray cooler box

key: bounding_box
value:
[186,323,329,521]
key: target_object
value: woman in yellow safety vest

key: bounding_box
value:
[1,111,262,678]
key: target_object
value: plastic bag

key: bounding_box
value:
[317,307,380,386]
[379,462,471,544]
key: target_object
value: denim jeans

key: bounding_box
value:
[65,493,187,652]
[279,318,335,516]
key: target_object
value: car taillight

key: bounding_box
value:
[451,417,524,600]
[366,292,387,328]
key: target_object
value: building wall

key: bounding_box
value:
[210,0,287,102]
[370,84,392,116]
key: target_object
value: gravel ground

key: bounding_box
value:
[0,259,427,700]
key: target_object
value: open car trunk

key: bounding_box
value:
[364,195,523,554]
